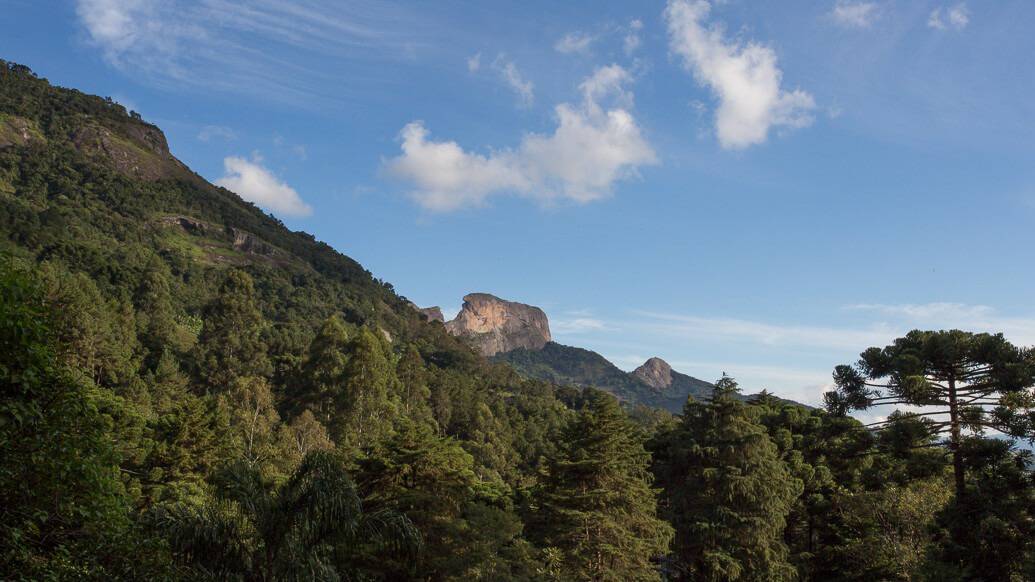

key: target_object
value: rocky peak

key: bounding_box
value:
[632,357,673,390]
[419,306,445,323]
[445,293,551,357]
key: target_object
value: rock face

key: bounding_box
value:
[445,293,551,357]
[419,306,445,323]
[632,357,673,390]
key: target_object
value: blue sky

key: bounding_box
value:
[4,0,1035,405]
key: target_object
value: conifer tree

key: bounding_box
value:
[824,330,1035,499]
[654,376,801,581]
[196,269,271,390]
[536,389,673,582]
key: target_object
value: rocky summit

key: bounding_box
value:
[445,293,551,357]
[632,357,674,390]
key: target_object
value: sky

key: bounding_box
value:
[4,0,1035,407]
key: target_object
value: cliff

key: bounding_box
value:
[445,293,551,357]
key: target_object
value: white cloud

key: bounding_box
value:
[634,310,896,351]
[846,302,1035,346]
[197,125,237,142]
[466,52,481,72]
[553,317,610,334]
[384,65,656,211]
[928,3,969,30]
[555,31,596,55]
[75,0,422,103]
[216,156,313,217]
[830,1,881,28]
[491,55,534,107]
[624,19,643,54]
[846,302,994,321]
[664,0,815,149]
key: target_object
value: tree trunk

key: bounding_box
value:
[947,376,965,498]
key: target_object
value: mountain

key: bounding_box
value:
[494,344,718,413]
[443,293,551,356]
[0,60,485,367]
[435,292,723,412]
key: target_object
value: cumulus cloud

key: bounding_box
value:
[466,52,481,72]
[830,1,881,28]
[216,156,313,217]
[928,3,969,30]
[384,65,656,211]
[554,31,596,55]
[664,0,815,149]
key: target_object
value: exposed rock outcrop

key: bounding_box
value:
[230,227,278,257]
[69,121,185,181]
[0,115,44,148]
[419,306,445,323]
[632,357,674,391]
[445,293,551,357]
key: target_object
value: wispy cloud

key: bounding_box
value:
[555,31,596,55]
[633,310,896,351]
[664,0,815,149]
[197,125,237,142]
[384,64,656,211]
[553,317,610,334]
[215,155,313,217]
[75,0,423,102]
[846,302,1035,346]
[491,55,534,107]
[830,1,881,29]
[624,19,644,54]
[928,3,970,31]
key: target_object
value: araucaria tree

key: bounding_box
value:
[536,389,673,582]
[824,330,1035,497]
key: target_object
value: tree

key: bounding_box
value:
[223,376,285,474]
[336,327,399,448]
[0,260,155,578]
[396,344,436,427]
[196,269,271,390]
[158,451,418,581]
[536,389,673,582]
[283,409,334,468]
[654,376,801,581]
[824,330,1035,498]
[296,314,351,424]
[356,420,533,580]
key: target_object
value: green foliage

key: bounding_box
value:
[3,60,1034,582]
[158,451,419,580]
[0,259,171,579]
[654,377,802,581]
[535,389,674,581]
[197,269,272,390]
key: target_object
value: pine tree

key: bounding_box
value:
[536,389,673,582]
[655,376,801,581]
[196,269,271,390]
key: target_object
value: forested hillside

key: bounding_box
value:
[2,60,1035,581]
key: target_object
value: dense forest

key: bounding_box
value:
[2,60,1035,581]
